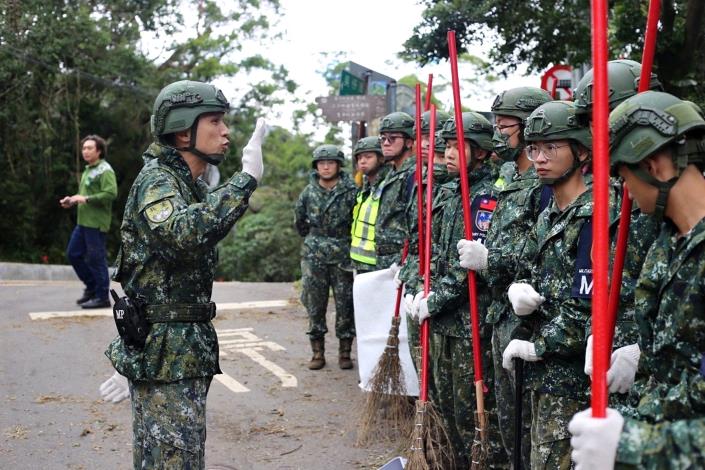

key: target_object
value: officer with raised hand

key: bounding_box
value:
[295,145,358,370]
[569,91,705,469]
[457,86,552,466]
[375,112,416,269]
[350,136,389,274]
[104,80,265,469]
[502,100,605,468]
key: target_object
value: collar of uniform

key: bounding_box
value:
[146,143,193,181]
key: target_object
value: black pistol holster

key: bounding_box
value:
[110,289,149,350]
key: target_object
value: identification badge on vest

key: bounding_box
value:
[471,195,497,244]
[571,219,594,299]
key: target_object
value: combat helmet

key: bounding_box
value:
[415,109,452,135]
[491,87,553,162]
[353,136,383,159]
[574,59,663,117]
[524,101,592,185]
[441,112,494,151]
[312,144,345,168]
[151,80,230,165]
[609,91,705,219]
[379,112,415,139]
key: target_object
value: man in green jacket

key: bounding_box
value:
[60,134,117,308]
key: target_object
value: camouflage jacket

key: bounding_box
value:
[375,156,416,268]
[615,217,705,467]
[399,164,453,296]
[294,171,357,266]
[517,188,619,399]
[105,143,257,382]
[484,164,552,325]
[426,162,498,338]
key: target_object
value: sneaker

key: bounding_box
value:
[76,289,95,305]
[81,297,111,309]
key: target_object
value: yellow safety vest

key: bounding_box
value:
[350,185,382,265]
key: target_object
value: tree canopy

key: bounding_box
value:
[402,0,704,107]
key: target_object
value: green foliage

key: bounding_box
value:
[0,0,302,275]
[402,0,704,109]
[216,126,313,281]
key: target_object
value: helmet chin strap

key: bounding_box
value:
[539,142,586,186]
[175,120,226,166]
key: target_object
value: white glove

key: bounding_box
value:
[99,371,130,404]
[607,344,640,394]
[569,407,624,470]
[456,239,488,271]
[507,282,545,316]
[241,117,266,182]
[412,291,433,323]
[584,334,594,377]
[502,339,541,371]
[390,262,403,289]
[404,294,416,320]
[584,336,640,394]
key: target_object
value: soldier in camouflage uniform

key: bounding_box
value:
[574,61,664,420]
[295,145,358,370]
[398,110,451,370]
[375,112,416,269]
[105,80,265,469]
[457,87,552,466]
[569,91,705,469]
[501,101,600,469]
[410,112,506,467]
[350,136,390,274]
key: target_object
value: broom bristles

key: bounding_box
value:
[406,400,454,470]
[470,410,489,470]
[356,316,414,445]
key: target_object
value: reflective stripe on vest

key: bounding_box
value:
[350,186,382,265]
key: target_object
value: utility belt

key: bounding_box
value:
[309,227,350,238]
[110,289,216,350]
[145,302,216,323]
[436,259,449,276]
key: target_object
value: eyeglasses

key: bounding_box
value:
[526,143,572,161]
[379,134,405,144]
[492,123,520,133]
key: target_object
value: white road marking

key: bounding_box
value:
[214,372,250,393]
[28,300,290,320]
[236,347,298,388]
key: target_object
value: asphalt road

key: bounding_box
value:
[0,280,403,469]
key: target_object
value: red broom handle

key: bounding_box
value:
[606,0,661,359]
[590,0,611,418]
[448,30,484,385]
[419,107,437,402]
[415,84,425,276]
[424,74,433,111]
[393,240,410,319]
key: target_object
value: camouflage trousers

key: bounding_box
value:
[130,377,212,470]
[430,332,509,469]
[491,316,532,468]
[301,257,355,340]
[530,391,583,470]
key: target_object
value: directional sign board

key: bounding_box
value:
[316,95,387,123]
[340,70,365,96]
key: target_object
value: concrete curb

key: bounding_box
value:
[0,262,115,281]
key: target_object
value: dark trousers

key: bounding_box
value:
[66,225,109,299]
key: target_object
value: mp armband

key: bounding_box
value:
[110,289,149,350]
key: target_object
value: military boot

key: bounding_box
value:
[338,338,354,369]
[308,339,325,370]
